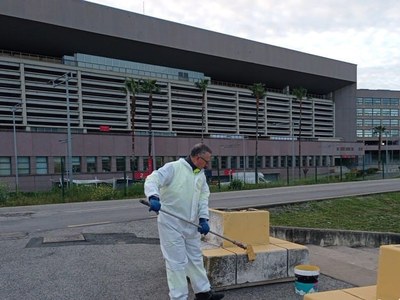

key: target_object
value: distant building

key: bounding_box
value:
[357,89,400,168]
[0,0,362,191]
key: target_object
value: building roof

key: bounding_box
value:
[0,0,356,95]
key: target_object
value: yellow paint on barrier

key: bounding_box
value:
[304,290,363,300]
[209,208,269,247]
[343,285,377,300]
[376,244,400,300]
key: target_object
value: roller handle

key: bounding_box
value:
[139,199,247,250]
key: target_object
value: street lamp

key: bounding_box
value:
[11,103,22,192]
[49,72,73,187]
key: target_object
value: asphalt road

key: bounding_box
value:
[2,179,397,300]
[1,178,400,235]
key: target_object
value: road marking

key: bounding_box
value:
[67,221,111,228]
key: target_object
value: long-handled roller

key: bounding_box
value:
[140,199,256,261]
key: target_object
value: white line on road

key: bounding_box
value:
[67,221,111,228]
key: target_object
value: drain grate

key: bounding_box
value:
[26,233,159,248]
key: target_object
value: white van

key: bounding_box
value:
[231,172,270,184]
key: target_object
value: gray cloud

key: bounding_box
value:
[87,0,400,90]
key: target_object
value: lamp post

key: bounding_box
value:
[11,103,22,192]
[49,72,73,187]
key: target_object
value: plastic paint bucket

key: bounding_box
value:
[294,264,320,295]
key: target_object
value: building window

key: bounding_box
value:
[54,157,64,174]
[87,156,97,173]
[72,157,81,173]
[130,156,138,171]
[102,156,111,172]
[36,157,48,174]
[0,157,11,176]
[116,156,126,171]
[18,157,30,175]
[155,156,164,169]
[239,156,246,169]
[273,156,279,168]
[264,156,271,168]
[221,156,228,169]
[280,156,286,168]
[248,156,254,169]
[231,156,237,169]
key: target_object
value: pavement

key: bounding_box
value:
[0,216,381,300]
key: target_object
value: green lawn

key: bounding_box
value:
[269,192,400,233]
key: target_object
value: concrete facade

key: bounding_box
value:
[0,0,362,191]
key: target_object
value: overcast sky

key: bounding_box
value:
[87,0,400,91]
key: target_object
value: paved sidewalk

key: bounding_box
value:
[307,244,380,287]
[0,217,381,300]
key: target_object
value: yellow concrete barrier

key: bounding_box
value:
[208,208,269,247]
[376,244,400,300]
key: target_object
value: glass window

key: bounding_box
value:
[248,156,254,169]
[280,156,286,168]
[102,156,111,172]
[372,109,381,116]
[356,98,363,105]
[356,119,363,126]
[372,120,381,126]
[364,119,372,126]
[357,130,363,137]
[239,156,246,169]
[264,156,271,168]
[72,157,81,173]
[273,156,279,168]
[256,156,262,168]
[363,98,373,105]
[220,156,228,169]
[382,109,391,116]
[363,108,372,116]
[155,156,164,169]
[54,157,64,174]
[0,157,11,176]
[391,98,399,105]
[372,98,381,105]
[382,98,391,106]
[231,156,237,169]
[391,119,398,126]
[116,156,126,171]
[36,157,48,174]
[391,109,398,116]
[130,156,138,171]
[364,129,373,137]
[357,109,363,116]
[18,157,30,175]
[87,156,97,173]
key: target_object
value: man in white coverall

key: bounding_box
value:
[144,143,224,300]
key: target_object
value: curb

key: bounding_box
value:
[270,226,400,247]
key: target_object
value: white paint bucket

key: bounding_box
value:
[294,264,320,295]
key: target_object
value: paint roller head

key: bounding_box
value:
[246,244,256,261]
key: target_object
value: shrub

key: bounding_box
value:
[0,182,10,203]
[229,179,243,190]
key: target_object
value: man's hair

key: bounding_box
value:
[190,143,212,157]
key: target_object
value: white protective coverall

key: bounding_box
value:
[144,158,211,300]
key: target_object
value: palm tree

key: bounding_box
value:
[292,87,308,179]
[249,83,266,184]
[195,79,209,142]
[123,78,141,176]
[373,125,386,170]
[140,79,160,173]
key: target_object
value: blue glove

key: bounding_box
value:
[148,196,161,213]
[198,218,210,235]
